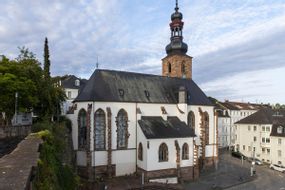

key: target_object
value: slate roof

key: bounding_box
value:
[235,108,274,124]
[75,69,212,105]
[235,108,285,125]
[61,75,87,90]
[138,116,196,139]
[220,101,266,111]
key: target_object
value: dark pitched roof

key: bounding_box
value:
[138,116,195,139]
[270,124,285,137]
[235,109,273,124]
[61,75,87,89]
[235,108,285,125]
[75,69,212,105]
[220,101,267,111]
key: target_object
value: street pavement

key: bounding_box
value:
[184,150,285,190]
[227,163,285,190]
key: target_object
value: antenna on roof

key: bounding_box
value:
[96,55,99,69]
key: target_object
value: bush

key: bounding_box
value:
[33,121,78,190]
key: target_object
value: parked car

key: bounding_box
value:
[247,157,263,165]
[231,151,246,159]
[269,164,285,173]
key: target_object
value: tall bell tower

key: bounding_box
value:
[162,0,192,79]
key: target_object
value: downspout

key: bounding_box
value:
[135,102,138,173]
[92,101,95,180]
[212,109,215,166]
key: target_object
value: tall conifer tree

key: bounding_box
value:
[44,37,50,80]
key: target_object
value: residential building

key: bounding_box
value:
[235,108,285,165]
[60,75,86,115]
[220,101,266,148]
[216,109,231,148]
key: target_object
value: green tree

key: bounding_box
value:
[43,37,51,81]
[0,46,66,123]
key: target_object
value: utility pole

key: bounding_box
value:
[15,92,18,125]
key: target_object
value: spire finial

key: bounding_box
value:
[175,0,179,12]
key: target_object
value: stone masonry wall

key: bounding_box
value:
[162,54,192,79]
[0,125,31,139]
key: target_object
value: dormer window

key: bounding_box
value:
[144,90,150,98]
[118,89,124,97]
[75,79,80,86]
[277,126,283,134]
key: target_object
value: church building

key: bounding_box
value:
[68,1,218,183]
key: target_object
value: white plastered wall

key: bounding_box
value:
[69,101,216,174]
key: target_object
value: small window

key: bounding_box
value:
[159,143,168,162]
[262,148,265,153]
[248,146,251,151]
[262,137,265,143]
[248,126,251,131]
[262,126,265,131]
[266,127,270,132]
[277,126,283,134]
[168,62,171,73]
[266,138,270,143]
[118,89,124,97]
[278,161,282,165]
[243,145,245,150]
[253,136,257,142]
[253,126,257,131]
[75,79,80,86]
[144,90,150,98]
[267,149,270,154]
[68,91,71,99]
[278,138,282,145]
[138,143,143,161]
[182,143,189,160]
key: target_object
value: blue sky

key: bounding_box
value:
[0,0,285,104]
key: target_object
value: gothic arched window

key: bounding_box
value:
[158,143,168,162]
[116,109,129,149]
[182,143,189,160]
[94,109,106,150]
[187,111,195,130]
[78,109,87,149]
[138,143,143,161]
[168,62,171,73]
[204,112,210,145]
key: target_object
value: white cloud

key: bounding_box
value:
[200,66,285,104]
[0,0,284,103]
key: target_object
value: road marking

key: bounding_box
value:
[279,174,284,178]
[279,187,285,190]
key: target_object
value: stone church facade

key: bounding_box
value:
[68,1,218,183]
